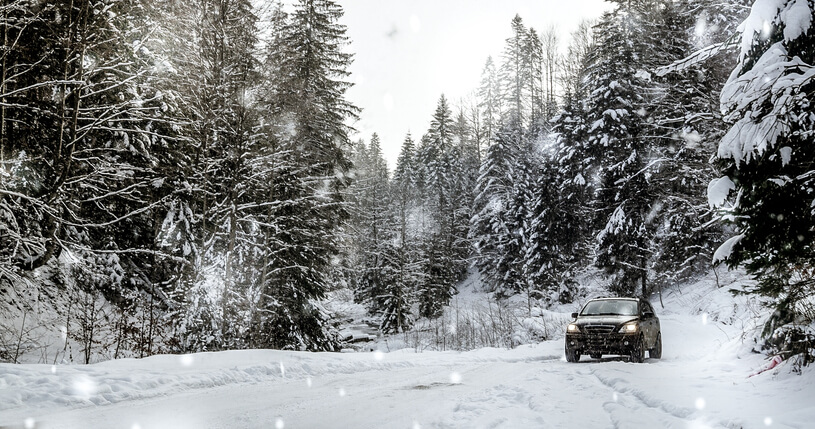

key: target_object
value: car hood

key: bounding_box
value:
[574,315,637,326]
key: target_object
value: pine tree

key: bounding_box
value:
[477,56,503,144]
[710,0,815,332]
[586,1,652,297]
[355,134,396,314]
[380,133,423,333]
[415,95,467,316]
[643,0,735,287]
[524,28,544,133]
[251,0,358,350]
[471,117,528,295]
[500,15,529,125]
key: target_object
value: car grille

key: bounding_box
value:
[583,324,616,334]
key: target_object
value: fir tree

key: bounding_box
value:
[500,15,529,124]
[586,1,652,297]
[477,56,503,144]
[711,0,815,333]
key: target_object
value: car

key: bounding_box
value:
[564,297,661,363]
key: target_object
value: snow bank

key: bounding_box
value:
[0,343,562,417]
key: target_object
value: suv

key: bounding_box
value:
[565,297,661,363]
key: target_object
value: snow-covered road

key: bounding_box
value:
[2,313,814,429]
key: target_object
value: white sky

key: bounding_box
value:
[340,0,610,168]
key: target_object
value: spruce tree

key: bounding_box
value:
[500,15,529,125]
[711,0,815,332]
[586,1,652,297]
[252,0,359,350]
[471,117,528,295]
[478,56,503,144]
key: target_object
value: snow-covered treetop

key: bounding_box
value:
[738,0,812,61]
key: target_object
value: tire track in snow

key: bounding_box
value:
[587,366,739,429]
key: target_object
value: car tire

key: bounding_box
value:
[565,347,580,363]
[630,335,645,363]
[649,332,662,359]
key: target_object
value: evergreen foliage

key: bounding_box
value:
[2,0,799,360]
[711,0,815,333]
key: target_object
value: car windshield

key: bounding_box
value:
[580,300,638,316]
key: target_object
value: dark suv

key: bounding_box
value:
[565,297,661,363]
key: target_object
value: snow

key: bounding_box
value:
[4,272,814,429]
[720,44,792,166]
[781,0,812,42]
[738,0,785,59]
[707,176,735,208]
[722,0,814,166]
[713,233,745,264]
[780,146,793,166]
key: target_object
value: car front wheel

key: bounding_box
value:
[565,347,580,363]
[649,332,662,359]
[630,335,645,363]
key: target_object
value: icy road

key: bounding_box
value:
[2,313,814,429]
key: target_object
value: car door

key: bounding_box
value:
[641,301,658,347]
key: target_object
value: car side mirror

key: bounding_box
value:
[571,312,578,319]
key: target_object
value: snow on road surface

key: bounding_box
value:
[3,312,814,429]
[3,275,815,429]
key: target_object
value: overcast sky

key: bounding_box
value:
[339,0,610,168]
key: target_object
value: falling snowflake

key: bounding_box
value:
[275,417,285,429]
[306,377,313,388]
[695,397,706,410]
[701,313,708,325]
[412,421,422,429]
[280,362,286,378]
[338,388,347,397]
[373,350,384,361]
[51,366,56,374]
[612,392,619,402]
[764,417,773,426]
[132,423,142,429]
[24,418,35,429]
[180,354,194,367]
[72,375,97,399]
[450,372,462,384]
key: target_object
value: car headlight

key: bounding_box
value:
[619,322,639,333]
[567,324,580,333]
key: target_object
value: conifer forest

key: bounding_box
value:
[1,0,814,364]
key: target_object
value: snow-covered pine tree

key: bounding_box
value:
[537,21,596,289]
[355,134,396,315]
[478,56,503,145]
[710,0,815,332]
[415,95,468,316]
[504,150,535,300]
[184,0,263,351]
[471,116,529,296]
[379,133,424,333]
[524,28,545,134]
[523,163,578,305]
[586,0,653,297]
[252,0,358,350]
[501,15,530,126]
[643,0,740,288]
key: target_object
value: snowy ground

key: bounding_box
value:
[2,273,814,429]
